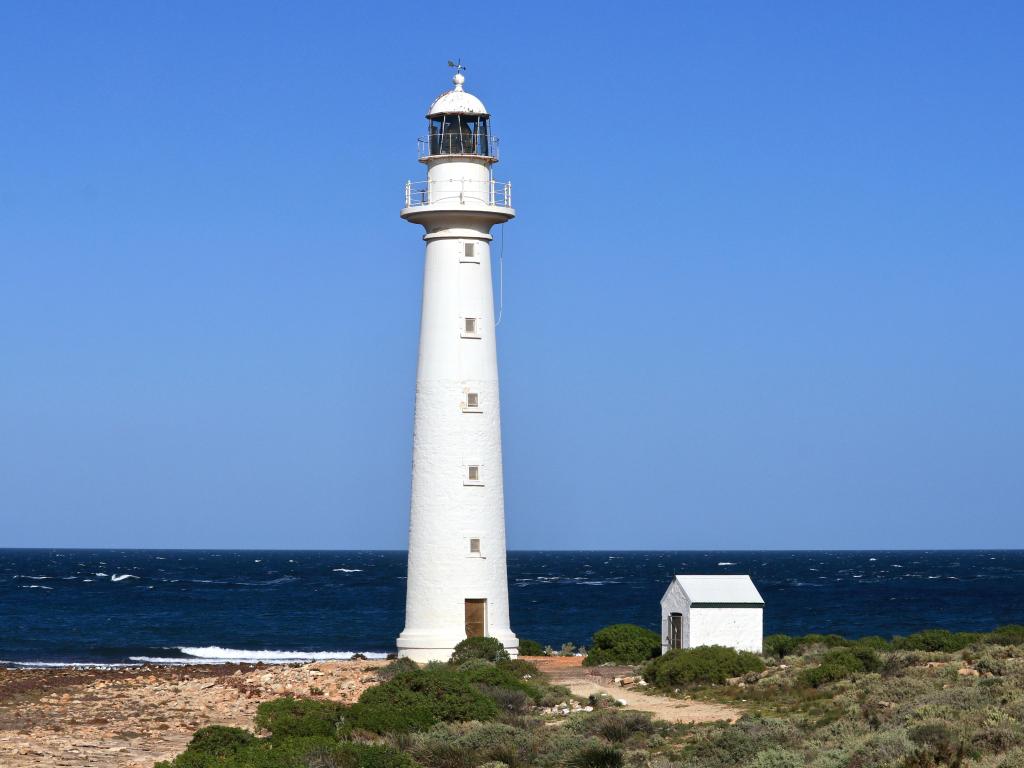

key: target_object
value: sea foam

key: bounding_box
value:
[127,646,389,664]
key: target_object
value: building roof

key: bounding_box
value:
[427,73,489,117]
[669,575,764,606]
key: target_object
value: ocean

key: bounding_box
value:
[3,549,1024,666]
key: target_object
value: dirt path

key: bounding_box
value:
[528,656,742,724]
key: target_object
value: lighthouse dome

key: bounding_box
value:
[427,73,489,117]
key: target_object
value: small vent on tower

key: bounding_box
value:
[460,241,480,263]
[464,464,483,486]
[462,317,480,338]
[469,538,481,554]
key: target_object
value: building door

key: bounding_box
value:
[670,613,683,649]
[465,599,487,638]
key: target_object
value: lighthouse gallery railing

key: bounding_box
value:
[404,179,512,208]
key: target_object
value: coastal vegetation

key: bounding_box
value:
[158,625,1024,768]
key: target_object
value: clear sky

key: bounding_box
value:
[1,2,1021,550]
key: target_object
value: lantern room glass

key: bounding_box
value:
[428,114,491,157]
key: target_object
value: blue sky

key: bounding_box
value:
[1,1,1021,549]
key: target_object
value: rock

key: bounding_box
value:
[958,667,980,677]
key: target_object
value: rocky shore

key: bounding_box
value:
[0,660,386,768]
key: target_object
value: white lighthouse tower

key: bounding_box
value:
[396,67,518,663]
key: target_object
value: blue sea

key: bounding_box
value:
[2,550,1024,666]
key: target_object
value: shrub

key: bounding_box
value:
[458,660,542,701]
[644,646,765,688]
[254,697,348,739]
[763,634,801,658]
[987,625,1024,646]
[182,726,257,757]
[565,744,624,768]
[565,710,656,743]
[583,624,661,667]
[518,638,545,656]
[681,718,798,768]
[377,657,419,681]
[346,667,499,733]
[451,636,511,664]
[893,629,982,652]
[799,648,880,688]
[747,747,804,768]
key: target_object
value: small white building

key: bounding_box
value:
[660,575,764,654]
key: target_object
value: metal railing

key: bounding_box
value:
[404,179,512,208]
[417,135,500,161]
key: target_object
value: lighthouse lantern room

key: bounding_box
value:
[397,68,518,663]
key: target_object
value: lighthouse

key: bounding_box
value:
[396,67,518,663]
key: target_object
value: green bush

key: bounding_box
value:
[518,638,545,656]
[451,636,511,664]
[644,646,765,688]
[986,625,1024,646]
[680,718,798,768]
[763,634,801,658]
[565,744,624,768]
[377,657,419,681]
[747,747,804,768]
[457,660,542,701]
[182,726,257,757]
[893,629,982,652]
[582,624,661,667]
[155,735,414,768]
[565,709,656,743]
[254,697,348,739]
[346,667,499,733]
[799,647,881,688]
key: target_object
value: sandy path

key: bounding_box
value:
[527,656,742,724]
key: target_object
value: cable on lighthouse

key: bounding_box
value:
[495,222,505,327]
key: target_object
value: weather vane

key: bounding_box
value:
[447,59,466,75]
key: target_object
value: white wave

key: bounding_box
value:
[82,579,94,582]
[20,585,54,590]
[14,575,55,580]
[869,557,877,561]
[95,572,108,577]
[0,660,140,669]
[717,562,736,566]
[111,574,139,582]
[333,568,363,573]
[125,647,389,665]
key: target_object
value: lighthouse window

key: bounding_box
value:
[462,317,480,338]
[467,465,479,481]
[464,242,475,259]
[469,538,481,554]
[429,115,491,157]
[467,392,479,408]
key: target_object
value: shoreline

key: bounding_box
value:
[0,659,386,768]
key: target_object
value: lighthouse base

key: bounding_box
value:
[396,629,519,664]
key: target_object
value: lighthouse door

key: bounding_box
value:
[465,599,487,638]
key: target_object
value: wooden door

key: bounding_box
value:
[465,599,487,638]
[670,613,682,649]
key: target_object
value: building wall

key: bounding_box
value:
[688,607,763,654]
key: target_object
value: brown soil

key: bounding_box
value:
[526,656,743,724]
[0,661,386,768]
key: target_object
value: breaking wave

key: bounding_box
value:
[126,646,389,664]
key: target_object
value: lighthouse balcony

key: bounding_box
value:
[418,135,500,162]
[404,178,512,209]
